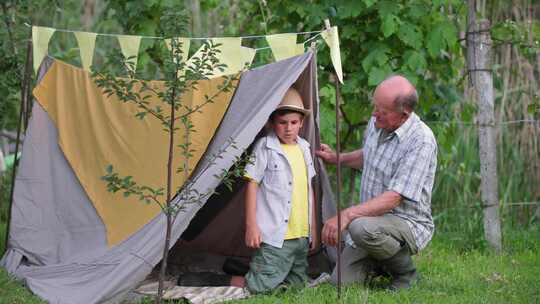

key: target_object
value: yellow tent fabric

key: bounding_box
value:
[33,59,237,245]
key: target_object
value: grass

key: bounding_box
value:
[0,120,538,303]
[0,268,46,304]
[223,229,540,304]
[1,223,538,304]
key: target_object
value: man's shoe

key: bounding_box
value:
[177,272,231,287]
[381,247,419,291]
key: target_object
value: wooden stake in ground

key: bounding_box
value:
[333,74,342,299]
[467,15,502,252]
[324,18,343,299]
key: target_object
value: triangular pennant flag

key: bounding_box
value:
[32,26,56,74]
[187,38,255,78]
[74,31,97,71]
[117,35,142,71]
[265,33,298,61]
[296,43,305,56]
[239,46,257,70]
[164,37,191,63]
[321,26,343,83]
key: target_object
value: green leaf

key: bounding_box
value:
[377,0,400,16]
[339,2,364,18]
[362,0,377,8]
[426,26,444,58]
[319,85,336,106]
[398,22,423,49]
[381,14,398,38]
[105,164,113,174]
[403,50,427,71]
[135,111,147,120]
[406,2,429,19]
[441,21,458,47]
[368,67,392,86]
[460,102,477,123]
[361,44,390,72]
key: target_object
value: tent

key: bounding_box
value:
[1,50,338,303]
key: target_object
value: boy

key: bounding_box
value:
[231,87,317,293]
[178,88,317,293]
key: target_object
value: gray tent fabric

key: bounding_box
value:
[1,51,337,303]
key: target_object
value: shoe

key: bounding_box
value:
[177,272,231,287]
[381,247,419,291]
[308,272,331,287]
[222,258,250,276]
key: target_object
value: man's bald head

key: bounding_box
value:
[374,75,418,113]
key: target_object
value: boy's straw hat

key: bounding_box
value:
[275,88,310,116]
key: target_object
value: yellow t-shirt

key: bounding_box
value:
[281,143,309,239]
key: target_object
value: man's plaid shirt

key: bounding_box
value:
[359,113,437,251]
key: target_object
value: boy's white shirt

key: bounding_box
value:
[244,131,316,248]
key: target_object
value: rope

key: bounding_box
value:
[24,22,324,41]
[424,119,539,126]
[434,202,540,213]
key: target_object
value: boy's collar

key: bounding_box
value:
[266,131,308,151]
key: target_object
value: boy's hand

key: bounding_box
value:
[245,224,262,249]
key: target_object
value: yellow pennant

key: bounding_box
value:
[74,31,97,71]
[32,26,56,74]
[321,26,343,83]
[266,33,299,61]
[296,43,305,56]
[187,38,256,78]
[117,35,142,71]
[164,37,191,63]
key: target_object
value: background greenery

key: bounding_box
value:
[0,0,539,303]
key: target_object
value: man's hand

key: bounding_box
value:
[321,210,352,247]
[245,223,262,249]
[315,143,337,164]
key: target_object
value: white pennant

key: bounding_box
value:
[74,31,97,71]
[117,35,142,71]
[164,37,191,63]
[266,33,299,61]
[32,26,56,74]
[321,26,343,83]
[187,38,256,78]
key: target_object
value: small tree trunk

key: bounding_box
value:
[189,0,202,37]
[4,37,32,255]
[81,0,96,30]
[156,42,180,304]
[467,12,503,252]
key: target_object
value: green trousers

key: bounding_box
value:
[331,214,417,285]
[245,238,309,293]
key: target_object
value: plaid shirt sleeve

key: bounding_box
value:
[388,140,437,202]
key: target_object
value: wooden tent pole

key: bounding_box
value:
[4,34,32,255]
[333,74,342,299]
[324,18,342,300]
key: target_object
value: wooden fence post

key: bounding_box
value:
[468,17,503,252]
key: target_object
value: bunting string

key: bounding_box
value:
[28,23,342,83]
[25,23,323,40]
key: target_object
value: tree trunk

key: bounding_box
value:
[467,3,503,252]
[81,0,97,30]
[189,0,202,37]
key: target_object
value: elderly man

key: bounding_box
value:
[316,75,437,290]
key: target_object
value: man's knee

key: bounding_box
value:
[348,217,382,247]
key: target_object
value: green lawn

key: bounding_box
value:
[1,225,539,303]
